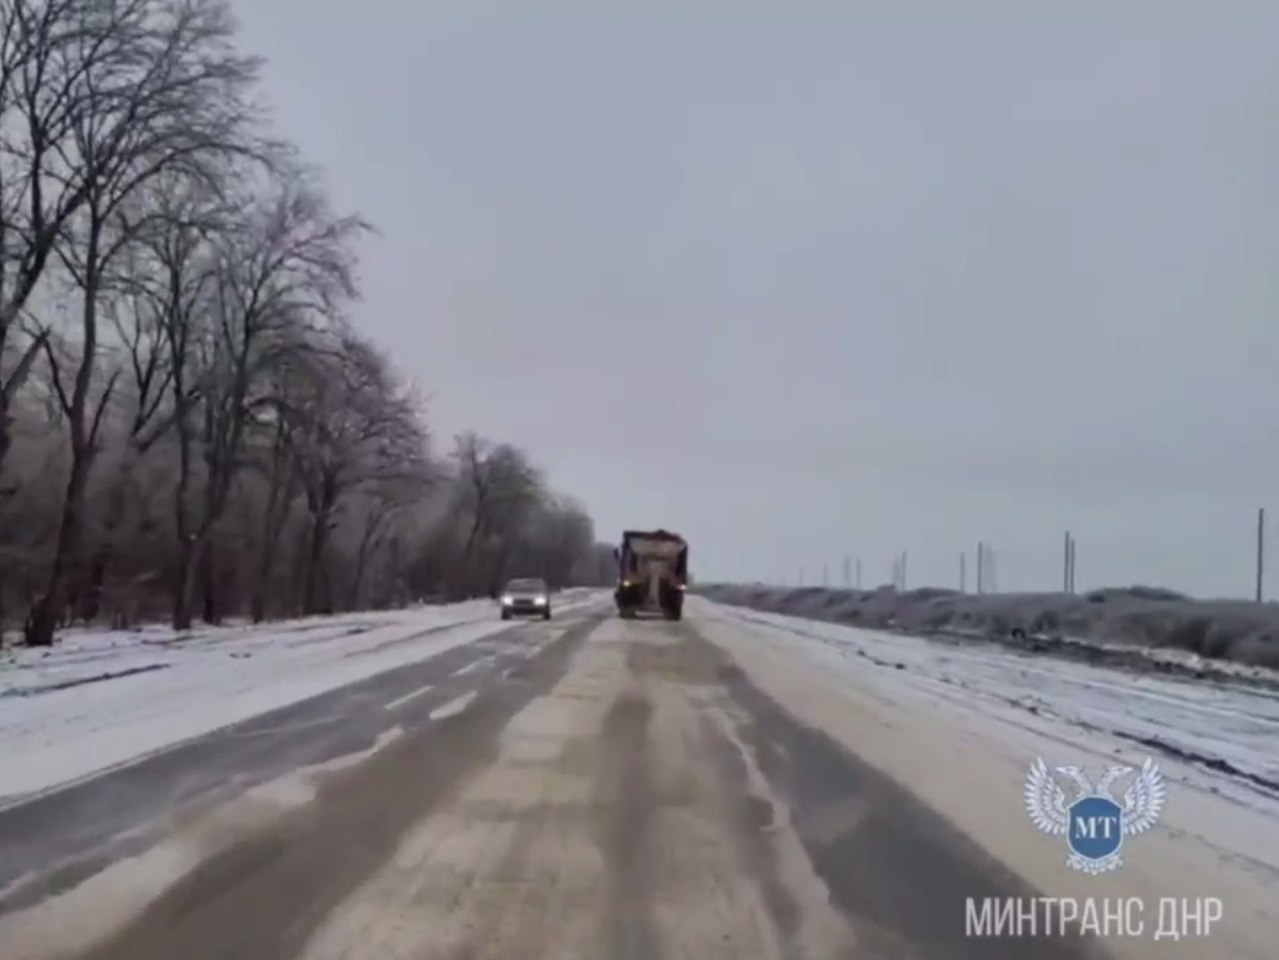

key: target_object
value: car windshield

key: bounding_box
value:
[505,579,545,592]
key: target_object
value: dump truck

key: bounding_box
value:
[614,529,688,620]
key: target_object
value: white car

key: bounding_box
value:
[499,577,552,620]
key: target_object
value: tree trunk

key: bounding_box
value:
[199,539,219,624]
[0,401,11,478]
[79,460,134,622]
[487,539,515,599]
[249,530,277,622]
[455,513,486,598]
[248,577,267,623]
[303,508,331,615]
[251,443,295,623]
[347,507,391,611]
[79,551,108,622]
[196,448,230,626]
[348,546,370,612]
[289,526,310,613]
[347,529,377,612]
[301,472,338,616]
[25,450,92,646]
[172,535,197,630]
[28,279,104,643]
[171,401,197,630]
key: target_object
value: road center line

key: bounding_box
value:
[429,692,477,721]
[383,684,435,711]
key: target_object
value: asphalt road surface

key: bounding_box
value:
[0,601,1263,960]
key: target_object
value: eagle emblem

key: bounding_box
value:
[1024,756,1167,874]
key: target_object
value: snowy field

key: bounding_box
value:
[699,600,1279,810]
[702,600,1279,802]
[0,590,605,802]
[697,583,1279,672]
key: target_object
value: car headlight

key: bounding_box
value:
[501,595,513,605]
[534,595,547,604]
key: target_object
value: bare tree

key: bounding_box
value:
[448,432,543,597]
[0,4,609,643]
[244,399,296,621]
[129,173,228,628]
[182,182,368,626]
[531,497,597,588]
[71,243,175,619]
[279,333,428,614]
[343,468,432,611]
[0,0,96,470]
[22,0,265,644]
[0,0,262,473]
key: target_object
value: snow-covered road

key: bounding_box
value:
[0,594,1274,960]
[0,590,605,802]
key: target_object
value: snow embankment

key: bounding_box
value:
[697,583,1279,680]
[700,596,1279,801]
[0,590,605,802]
[692,597,1279,960]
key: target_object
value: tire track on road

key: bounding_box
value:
[57,613,606,960]
[593,689,658,960]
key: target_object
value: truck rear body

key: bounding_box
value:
[615,529,688,620]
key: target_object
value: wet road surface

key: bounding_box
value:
[0,608,1114,960]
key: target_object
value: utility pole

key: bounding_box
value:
[855,557,862,589]
[976,541,984,594]
[1257,508,1265,602]
[1069,535,1076,592]
[960,552,966,591]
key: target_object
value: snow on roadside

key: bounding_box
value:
[693,598,1279,960]
[702,602,1279,806]
[0,591,606,801]
[933,623,1279,687]
[1,587,605,697]
[4,620,350,699]
[0,605,485,699]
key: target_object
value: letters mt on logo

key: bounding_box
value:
[1024,756,1167,875]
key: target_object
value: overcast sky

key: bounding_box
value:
[230,1,1279,597]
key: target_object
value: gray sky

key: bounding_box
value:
[230,1,1279,597]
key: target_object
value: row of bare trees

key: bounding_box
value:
[0,0,615,645]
